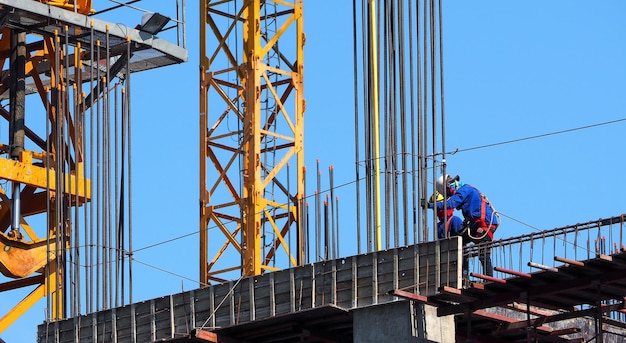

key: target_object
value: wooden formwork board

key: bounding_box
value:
[37,238,462,343]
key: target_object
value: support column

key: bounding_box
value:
[353,301,454,343]
[9,30,25,238]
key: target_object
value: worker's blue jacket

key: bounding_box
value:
[436,184,499,227]
[437,215,465,240]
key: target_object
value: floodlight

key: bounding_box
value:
[139,12,169,35]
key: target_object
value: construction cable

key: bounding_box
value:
[448,117,626,155]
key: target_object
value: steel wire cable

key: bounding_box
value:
[447,117,626,155]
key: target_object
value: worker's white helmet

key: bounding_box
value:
[436,174,460,194]
[435,175,449,194]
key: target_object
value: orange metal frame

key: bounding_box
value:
[0,1,93,331]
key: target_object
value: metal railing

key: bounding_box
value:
[465,214,626,281]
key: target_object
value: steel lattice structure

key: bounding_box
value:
[200,0,306,283]
[0,0,186,334]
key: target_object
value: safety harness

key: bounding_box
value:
[464,185,500,243]
[444,216,455,238]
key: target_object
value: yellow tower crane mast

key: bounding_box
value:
[200,0,306,283]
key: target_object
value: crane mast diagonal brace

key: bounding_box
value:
[201,0,305,283]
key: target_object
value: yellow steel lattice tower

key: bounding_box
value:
[0,0,187,334]
[0,1,94,330]
[200,0,305,283]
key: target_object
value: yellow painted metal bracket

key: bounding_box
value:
[36,0,94,15]
[0,232,58,278]
[0,153,91,201]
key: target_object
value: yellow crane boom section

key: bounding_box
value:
[35,0,94,15]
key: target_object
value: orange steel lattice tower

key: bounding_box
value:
[0,0,186,334]
[200,0,306,283]
[0,1,94,330]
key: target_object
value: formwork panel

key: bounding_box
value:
[292,265,314,311]
[212,281,234,328]
[112,308,134,343]
[55,319,76,343]
[397,246,418,294]
[335,257,355,308]
[252,274,272,320]
[37,239,463,342]
[93,310,114,343]
[170,292,195,337]
[236,278,254,324]
[151,297,174,341]
[314,261,335,308]
[193,285,216,329]
[134,300,156,342]
[75,316,96,343]
[355,252,377,308]
[376,249,398,304]
[418,241,442,294]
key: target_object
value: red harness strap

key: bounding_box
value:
[445,216,454,237]
[469,185,498,241]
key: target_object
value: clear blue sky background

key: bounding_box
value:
[4,1,626,342]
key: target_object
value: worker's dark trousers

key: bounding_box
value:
[479,250,493,277]
[462,246,493,278]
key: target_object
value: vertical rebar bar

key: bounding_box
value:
[352,0,362,255]
[329,166,335,259]
[316,160,321,261]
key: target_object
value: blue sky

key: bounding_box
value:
[4,1,626,342]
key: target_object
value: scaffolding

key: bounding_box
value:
[394,214,626,342]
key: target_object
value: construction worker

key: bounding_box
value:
[430,174,500,277]
[430,192,465,240]
[431,192,470,285]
